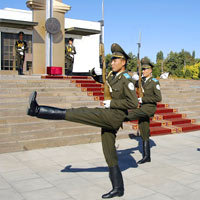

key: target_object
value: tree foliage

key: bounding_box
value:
[105,49,200,79]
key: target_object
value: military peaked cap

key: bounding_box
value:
[111,43,130,60]
[141,57,154,69]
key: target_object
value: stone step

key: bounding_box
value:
[0,127,134,154]
[0,82,77,88]
[0,108,25,117]
[0,124,100,143]
[169,105,200,112]
[161,88,200,95]
[0,119,93,133]
[161,97,200,102]
[0,95,94,103]
[0,100,101,110]
[0,87,83,95]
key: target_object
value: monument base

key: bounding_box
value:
[47,66,62,75]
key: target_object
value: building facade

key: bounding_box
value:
[0,8,101,75]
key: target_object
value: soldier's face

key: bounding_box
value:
[19,34,23,40]
[111,58,126,73]
[142,68,152,77]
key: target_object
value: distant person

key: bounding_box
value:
[160,72,169,79]
[15,32,27,75]
[65,38,76,75]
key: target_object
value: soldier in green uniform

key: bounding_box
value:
[15,32,27,75]
[125,58,162,164]
[27,43,138,199]
[65,38,76,75]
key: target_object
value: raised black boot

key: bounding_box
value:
[102,165,124,199]
[137,140,151,164]
[27,91,66,120]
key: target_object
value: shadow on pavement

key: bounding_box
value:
[61,135,156,173]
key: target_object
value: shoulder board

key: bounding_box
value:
[123,73,131,79]
[152,78,158,82]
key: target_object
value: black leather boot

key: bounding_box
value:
[137,140,151,164]
[102,165,124,199]
[27,91,66,120]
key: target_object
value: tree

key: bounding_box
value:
[126,52,137,72]
[192,50,195,59]
[156,51,164,63]
[105,53,112,72]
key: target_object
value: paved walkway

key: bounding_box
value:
[0,131,200,200]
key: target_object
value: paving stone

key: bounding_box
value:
[0,176,11,190]
[0,188,24,200]
[21,187,70,200]
[11,178,53,193]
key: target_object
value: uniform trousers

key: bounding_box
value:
[16,55,24,75]
[66,58,73,75]
[125,109,150,141]
[65,107,126,167]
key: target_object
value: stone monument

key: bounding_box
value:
[26,0,70,74]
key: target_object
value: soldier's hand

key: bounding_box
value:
[132,73,139,80]
[94,67,102,75]
[138,97,142,104]
[103,100,111,108]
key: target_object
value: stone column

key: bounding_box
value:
[26,0,70,74]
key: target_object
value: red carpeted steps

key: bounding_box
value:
[67,76,200,136]
[41,75,92,80]
[41,75,200,136]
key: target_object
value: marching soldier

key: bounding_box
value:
[15,32,27,75]
[27,43,139,198]
[125,58,162,164]
[65,38,76,75]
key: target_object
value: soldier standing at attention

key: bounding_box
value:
[65,38,76,75]
[15,32,27,75]
[27,43,139,199]
[125,58,162,164]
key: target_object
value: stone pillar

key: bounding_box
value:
[26,0,70,74]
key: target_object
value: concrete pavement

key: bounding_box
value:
[0,131,200,200]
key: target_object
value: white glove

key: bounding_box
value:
[94,67,102,75]
[20,52,24,55]
[103,100,111,108]
[138,97,142,104]
[132,73,139,80]
[21,46,24,50]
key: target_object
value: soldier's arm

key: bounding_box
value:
[90,68,103,83]
[73,46,76,54]
[110,79,138,109]
[15,41,20,55]
[142,81,162,103]
[24,41,28,51]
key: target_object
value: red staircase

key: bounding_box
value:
[42,75,200,136]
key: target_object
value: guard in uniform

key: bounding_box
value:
[15,32,27,75]
[27,43,139,198]
[125,58,162,164]
[65,38,76,75]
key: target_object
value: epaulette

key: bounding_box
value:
[152,78,158,82]
[123,73,131,79]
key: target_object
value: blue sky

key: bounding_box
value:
[1,0,199,62]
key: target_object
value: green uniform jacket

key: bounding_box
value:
[139,77,162,117]
[66,70,139,131]
[65,45,76,62]
[108,71,138,110]
[15,40,27,58]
